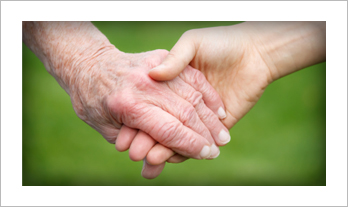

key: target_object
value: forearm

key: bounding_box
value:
[245,21,326,81]
[22,21,116,94]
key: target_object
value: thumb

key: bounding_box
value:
[149,31,197,81]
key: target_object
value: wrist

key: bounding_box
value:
[62,41,118,95]
[23,21,121,94]
[247,22,326,81]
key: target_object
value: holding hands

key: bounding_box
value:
[23,21,325,179]
[130,21,326,178]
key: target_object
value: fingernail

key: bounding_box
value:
[208,144,220,159]
[219,130,231,144]
[200,145,211,159]
[218,107,227,119]
[149,64,164,72]
[141,158,147,175]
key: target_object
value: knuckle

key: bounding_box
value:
[104,92,127,123]
[188,91,203,107]
[143,50,169,68]
[179,105,196,125]
[129,72,154,91]
[192,69,207,87]
[105,90,127,115]
[188,68,222,104]
[202,112,214,124]
[195,100,209,118]
[204,85,220,102]
[182,29,197,39]
[104,89,141,126]
[182,67,207,89]
[105,77,158,129]
[200,110,216,127]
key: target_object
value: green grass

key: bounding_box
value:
[22,21,325,186]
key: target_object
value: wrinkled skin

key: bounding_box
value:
[150,22,326,128]
[140,22,326,178]
[150,25,273,129]
[23,22,231,180]
[70,48,227,160]
[23,21,229,180]
[130,26,272,178]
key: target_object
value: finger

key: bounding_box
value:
[146,143,175,165]
[129,130,156,161]
[179,66,228,120]
[148,30,198,81]
[134,105,213,159]
[141,158,165,179]
[195,99,230,147]
[167,154,188,163]
[152,86,215,146]
[107,88,213,159]
[115,125,138,152]
[166,77,228,152]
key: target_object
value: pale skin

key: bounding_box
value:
[124,21,326,178]
[22,22,231,172]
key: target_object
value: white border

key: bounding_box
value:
[1,1,347,206]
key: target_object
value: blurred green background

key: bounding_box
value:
[23,21,326,186]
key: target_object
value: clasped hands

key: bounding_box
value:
[23,21,325,179]
[72,48,231,179]
[70,24,275,179]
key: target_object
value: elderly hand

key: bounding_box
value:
[22,22,229,162]
[72,48,229,159]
